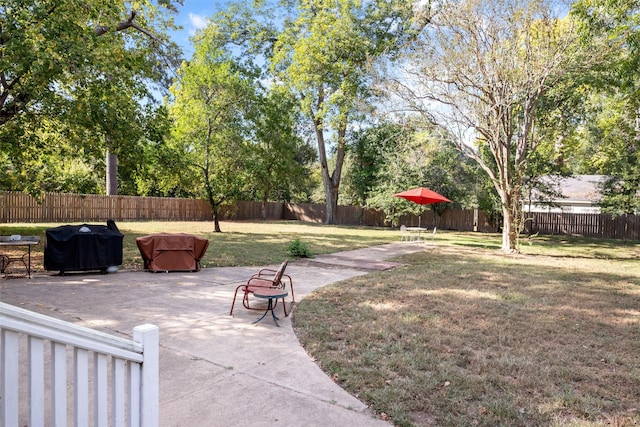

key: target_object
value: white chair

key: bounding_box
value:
[400,225,415,242]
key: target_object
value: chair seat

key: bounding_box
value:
[229,260,295,317]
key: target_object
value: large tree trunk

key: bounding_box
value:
[498,181,521,253]
[313,108,346,225]
[208,186,222,232]
[212,207,222,233]
[204,169,222,232]
[261,185,270,221]
[313,110,338,224]
[501,204,517,253]
[323,179,339,224]
[106,149,118,196]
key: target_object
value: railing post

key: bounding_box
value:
[133,324,159,427]
[51,341,68,427]
[1,329,19,426]
[28,336,45,426]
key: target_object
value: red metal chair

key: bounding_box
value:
[229,260,295,316]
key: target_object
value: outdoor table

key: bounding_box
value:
[252,288,289,327]
[0,235,40,278]
[406,227,428,242]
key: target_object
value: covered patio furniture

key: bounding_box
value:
[44,220,123,274]
[229,260,295,316]
[136,233,209,272]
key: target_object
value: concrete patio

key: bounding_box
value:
[0,243,425,426]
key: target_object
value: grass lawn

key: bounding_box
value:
[0,220,398,271]
[294,233,640,426]
[2,221,639,425]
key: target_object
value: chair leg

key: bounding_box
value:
[242,290,265,311]
[284,279,295,316]
[242,290,252,309]
[230,285,245,315]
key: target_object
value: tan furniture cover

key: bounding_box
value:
[136,233,209,272]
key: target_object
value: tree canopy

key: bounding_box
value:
[391,0,597,252]
[356,120,484,226]
[0,0,182,193]
[570,0,640,214]
[271,0,419,224]
[4,0,640,235]
[169,25,257,231]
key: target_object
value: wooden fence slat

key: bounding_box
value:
[0,192,215,223]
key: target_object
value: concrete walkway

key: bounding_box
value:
[0,243,426,426]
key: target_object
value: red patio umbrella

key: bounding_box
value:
[394,187,451,227]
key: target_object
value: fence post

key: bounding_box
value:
[133,324,159,427]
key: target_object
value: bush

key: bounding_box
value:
[288,239,313,258]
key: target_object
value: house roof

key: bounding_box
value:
[539,175,606,203]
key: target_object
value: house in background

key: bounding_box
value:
[524,175,606,214]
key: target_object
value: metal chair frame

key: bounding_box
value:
[229,260,295,316]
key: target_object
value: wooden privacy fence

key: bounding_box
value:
[225,200,286,221]
[526,212,640,240]
[396,209,496,233]
[282,203,388,226]
[241,202,496,231]
[0,192,212,223]
[2,192,639,240]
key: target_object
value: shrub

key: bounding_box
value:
[288,239,313,258]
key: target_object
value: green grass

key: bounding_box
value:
[2,221,639,426]
[0,220,399,271]
[293,236,640,426]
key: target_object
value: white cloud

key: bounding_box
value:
[188,13,208,31]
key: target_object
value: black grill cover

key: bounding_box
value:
[44,220,123,273]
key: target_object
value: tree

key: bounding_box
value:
[271,0,417,224]
[170,26,258,232]
[0,0,181,193]
[392,0,592,252]
[129,105,197,198]
[572,93,640,214]
[571,0,640,214]
[342,121,404,206]
[364,120,481,226]
[248,86,316,218]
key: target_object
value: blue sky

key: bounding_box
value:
[170,1,228,59]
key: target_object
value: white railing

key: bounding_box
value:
[0,302,159,427]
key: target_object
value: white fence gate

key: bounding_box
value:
[0,302,159,426]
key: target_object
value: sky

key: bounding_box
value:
[169,1,229,59]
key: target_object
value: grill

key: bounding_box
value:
[44,220,123,274]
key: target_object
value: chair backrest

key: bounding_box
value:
[400,225,407,233]
[272,260,288,283]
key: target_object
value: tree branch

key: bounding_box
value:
[94,9,159,41]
